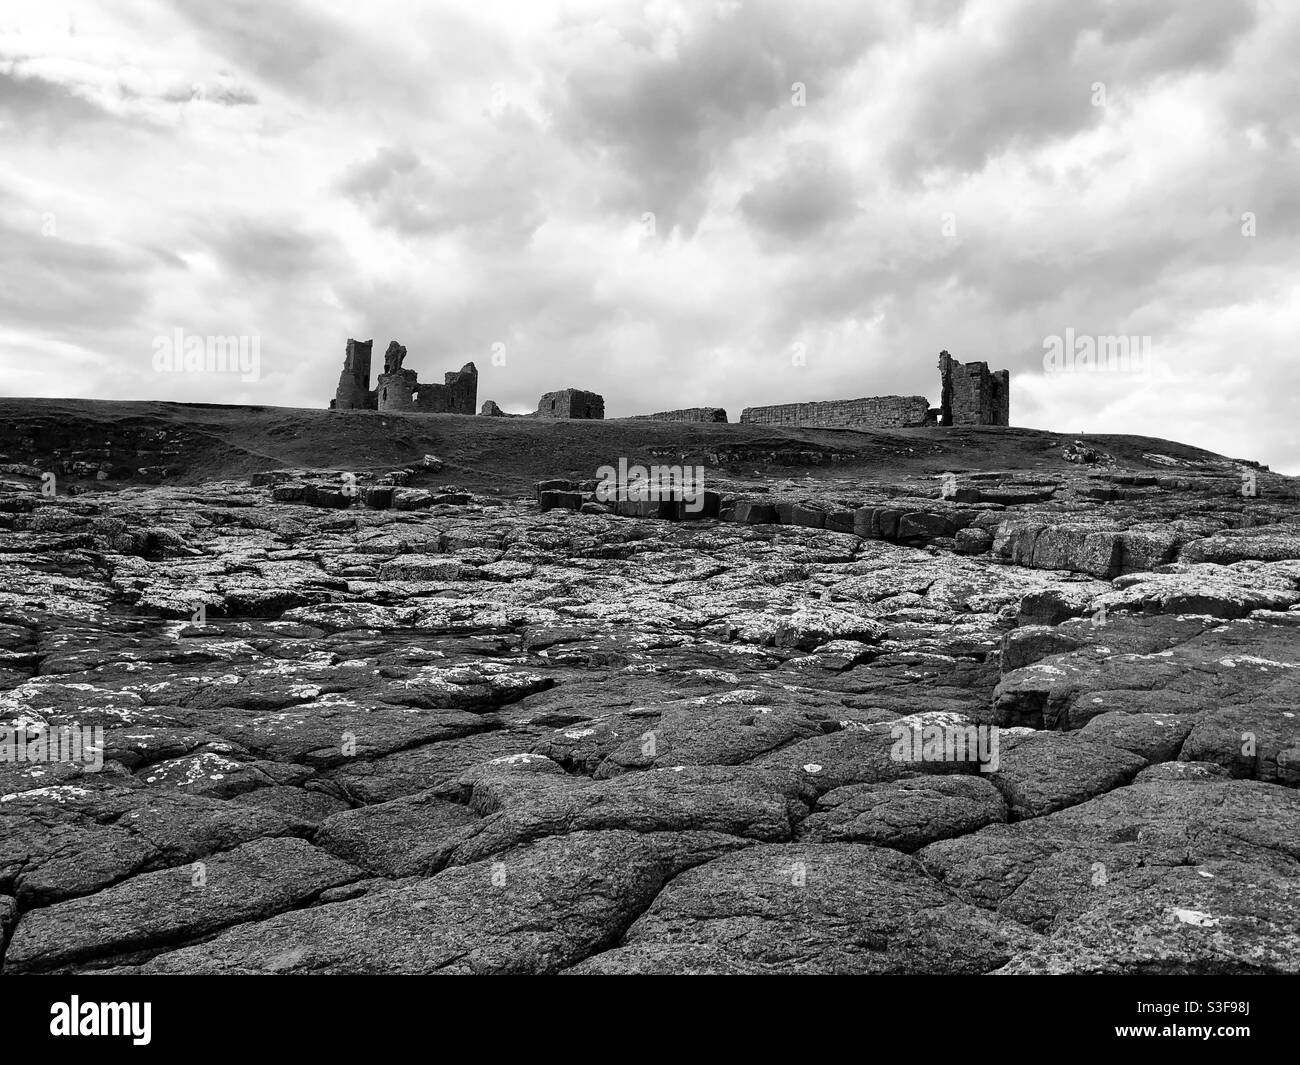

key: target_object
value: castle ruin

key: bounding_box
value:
[331,340,1006,429]
[329,339,477,414]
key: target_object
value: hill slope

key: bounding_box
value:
[0,397,1266,494]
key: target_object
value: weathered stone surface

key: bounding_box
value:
[996,861,1300,973]
[315,791,479,877]
[447,766,809,865]
[754,712,982,793]
[1078,711,1195,763]
[1018,586,1097,626]
[1099,563,1300,618]
[326,730,547,804]
[1180,707,1300,785]
[1000,625,1081,672]
[992,610,1300,732]
[955,527,993,554]
[995,522,1123,578]
[0,783,313,906]
[589,696,834,776]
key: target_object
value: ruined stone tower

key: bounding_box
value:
[937,350,1010,426]
[331,339,376,410]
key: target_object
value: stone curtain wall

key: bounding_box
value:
[629,408,728,423]
[411,364,478,413]
[739,395,933,429]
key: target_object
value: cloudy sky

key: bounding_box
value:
[2,0,1297,472]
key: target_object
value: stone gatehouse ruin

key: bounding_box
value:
[536,389,605,419]
[739,350,1009,430]
[329,338,477,414]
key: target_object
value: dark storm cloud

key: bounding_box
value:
[163,0,357,98]
[0,214,153,335]
[545,0,883,235]
[158,83,258,106]
[337,141,546,248]
[0,70,122,131]
[738,142,859,240]
[165,0,514,119]
[1094,0,1258,70]
[1218,9,1300,146]
[195,215,340,282]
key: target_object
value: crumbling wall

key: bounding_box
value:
[383,341,407,374]
[629,408,727,423]
[537,389,605,419]
[331,339,376,410]
[938,351,1010,426]
[441,363,478,413]
[409,363,478,413]
[739,396,933,429]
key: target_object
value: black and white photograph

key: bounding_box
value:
[0,0,1296,1043]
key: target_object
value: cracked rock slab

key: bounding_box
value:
[112,830,738,974]
[796,775,1008,850]
[602,842,1024,974]
[5,836,361,973]
[987,731,1148,820]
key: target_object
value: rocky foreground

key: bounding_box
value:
[1,439,1298,974]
